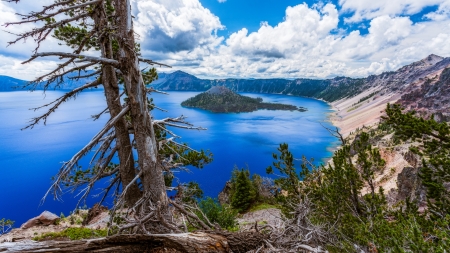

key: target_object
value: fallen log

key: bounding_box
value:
[0,232,231,253]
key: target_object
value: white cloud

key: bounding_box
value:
[0,54,58,80]
[134,0,224,53]
[0,1,100,80]
[218,0,226,3]
[339,0,448,22]
[1,0,450,80]
[173,3,450,79]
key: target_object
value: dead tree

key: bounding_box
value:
[5,0,212,233]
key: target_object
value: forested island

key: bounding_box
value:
[181,86,307,113]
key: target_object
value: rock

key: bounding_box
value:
[237,208,283,231]
[218,181,232,205]
[20,211,60,229]
[396,167,427,207]
[82,203,108,226]
[403,150,420,168]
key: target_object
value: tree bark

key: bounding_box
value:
[93,3,141,205]
[113,0,168,208]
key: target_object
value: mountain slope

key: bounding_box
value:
[0,70,100,92]
[0,76,26,91]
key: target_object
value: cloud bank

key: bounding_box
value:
[1,0,450,80]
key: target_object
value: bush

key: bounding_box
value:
[198,197,238,230]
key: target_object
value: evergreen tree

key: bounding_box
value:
[383,103,450,219]
[231,169,256,212]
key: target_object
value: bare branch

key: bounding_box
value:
[31,62,98,90]
[138,58,172,68]
[69,69,101,80]
[23,52,119,67]
[147,87,169,95]
[41,105,130,202]
[23,79,101,130]
[6,13,90,49]
[7,0,101,25]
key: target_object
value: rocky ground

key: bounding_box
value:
[0,205,109,243]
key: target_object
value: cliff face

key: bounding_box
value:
[398,64,450,121]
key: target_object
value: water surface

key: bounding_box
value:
[0,90,338,225]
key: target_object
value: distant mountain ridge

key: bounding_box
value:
[1,55,449,122]
[0,76,27,92]
[0,70,99,92]
[153,54,450,122]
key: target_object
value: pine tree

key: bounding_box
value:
[383,103,450,219]
[231,169,256,212]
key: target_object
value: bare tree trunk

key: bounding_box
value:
[113,0,168,208]
[93,4,141,205]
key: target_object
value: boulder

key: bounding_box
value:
[20,211,60,229]
[82,203,108,226]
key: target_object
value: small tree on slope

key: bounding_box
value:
[231,169,256,212]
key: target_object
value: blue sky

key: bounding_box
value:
[1,0,450,80]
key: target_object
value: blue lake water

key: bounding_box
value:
[0,90,338,225]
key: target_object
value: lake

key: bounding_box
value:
[0,90,338,225]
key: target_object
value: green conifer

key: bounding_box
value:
[231,169,256,212]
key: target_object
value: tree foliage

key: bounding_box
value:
[230,168,256,212]
[197,198,238,231]
[266,119,450,251]
[383,103,450,219]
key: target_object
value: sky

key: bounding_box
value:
[1,0,450,80]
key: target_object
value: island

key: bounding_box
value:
[181,86,307,113]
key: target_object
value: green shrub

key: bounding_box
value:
[33,227,107,241]
[197,197,238,230]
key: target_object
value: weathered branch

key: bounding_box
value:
[23,79,101,129]
[168,199,211,230]
[69,69,101,80]
[23,52,119,67]
[138,57,172,68]
[42,105,130,202]
[32,62,98,90]
[8,0,101,25]
[6,13,90,49]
